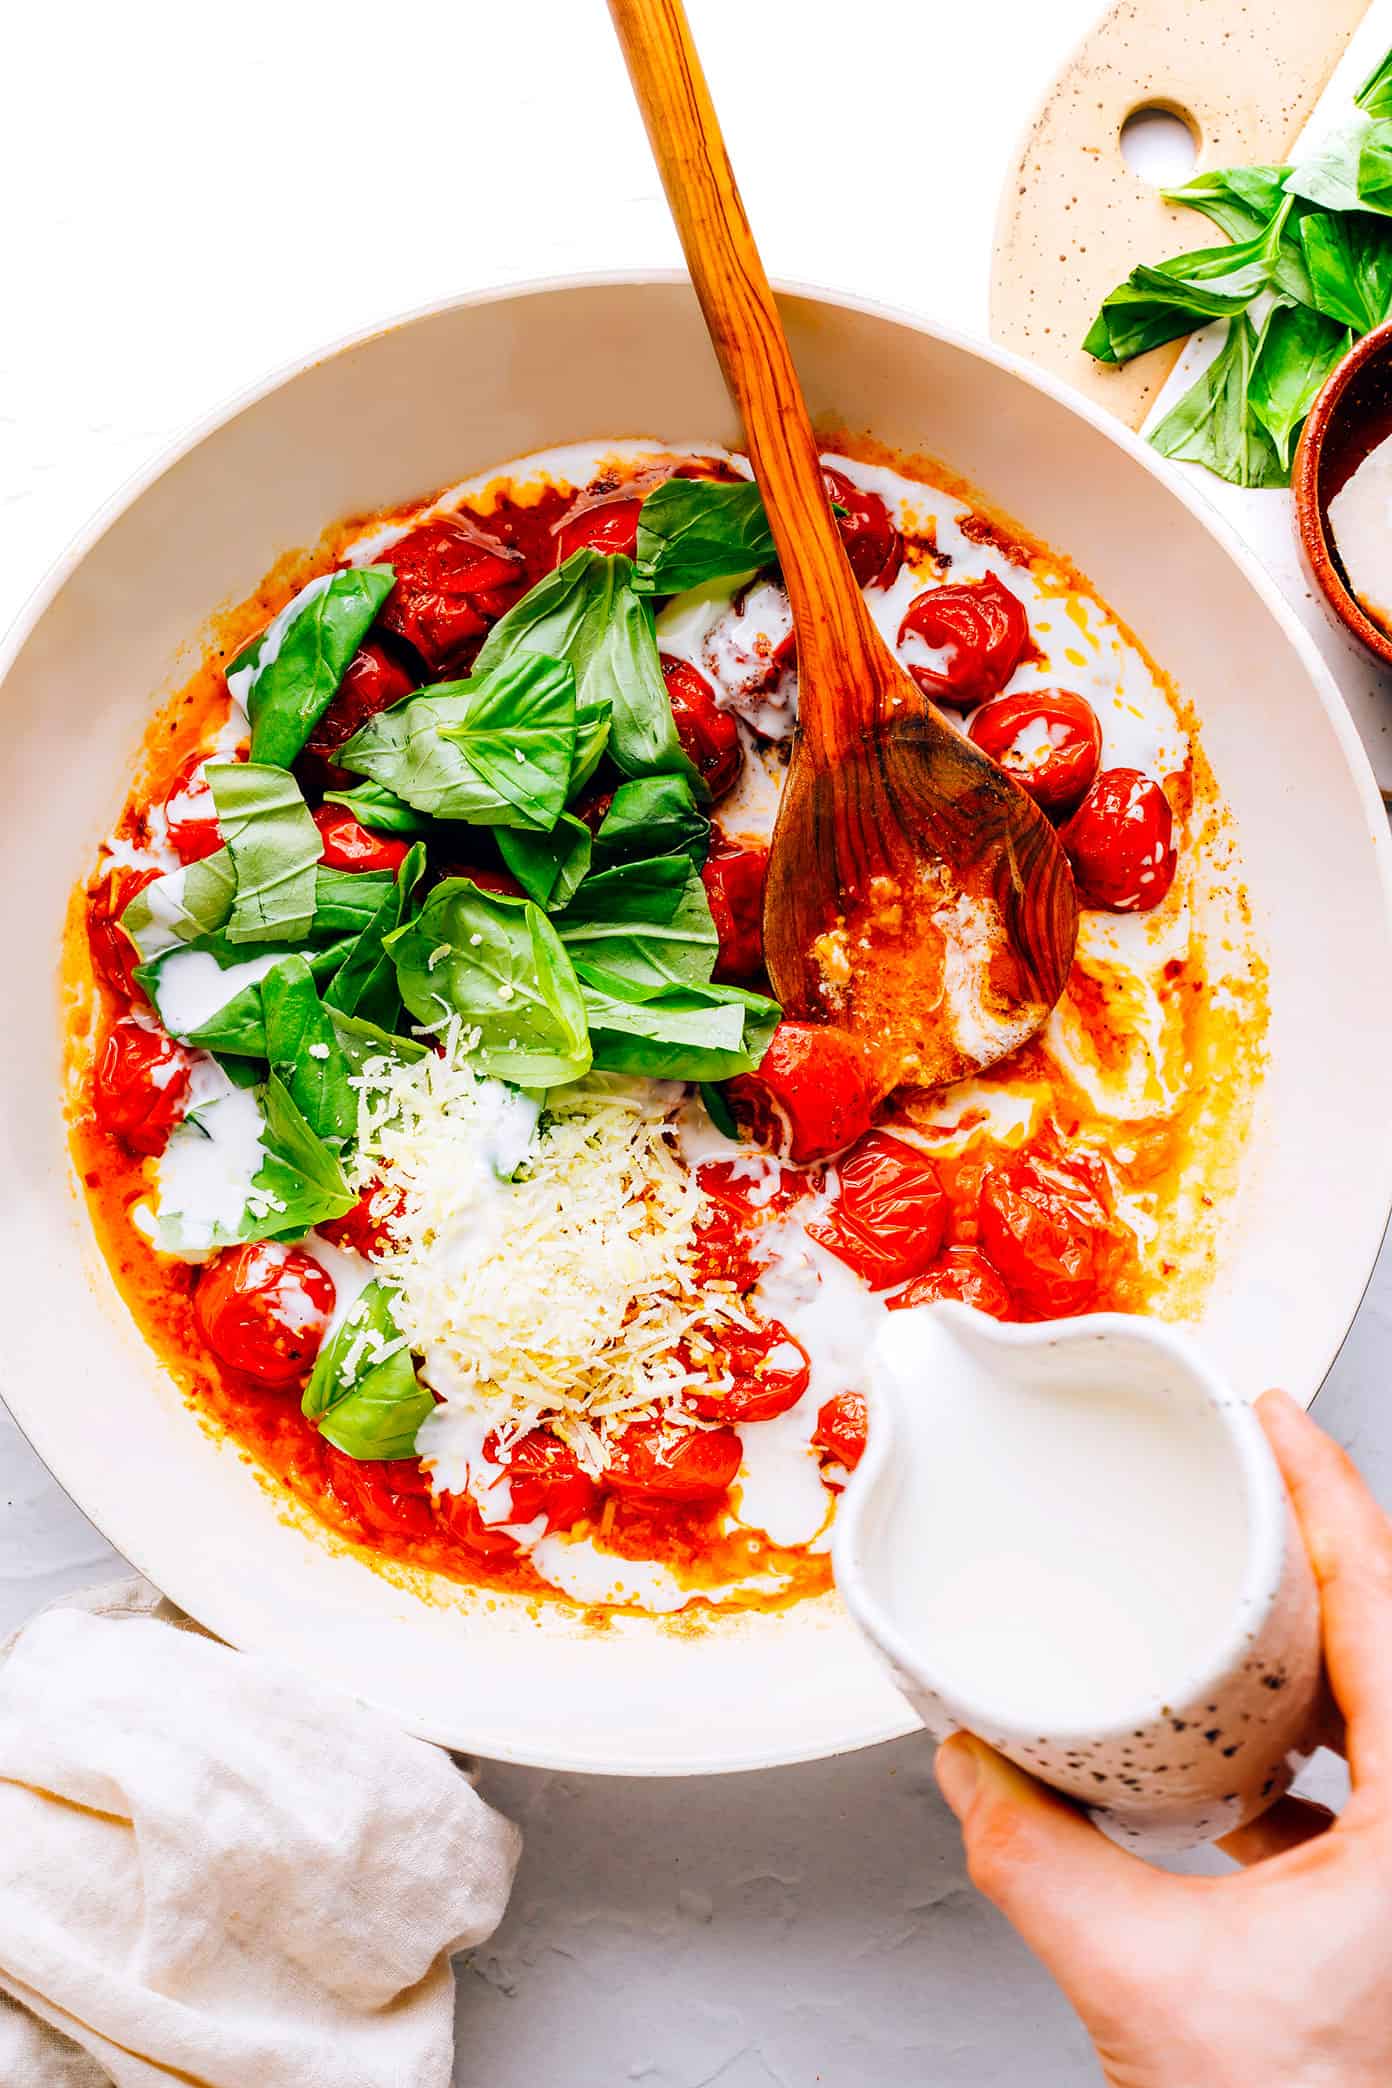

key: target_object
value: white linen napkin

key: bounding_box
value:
[0,1578,521,2087]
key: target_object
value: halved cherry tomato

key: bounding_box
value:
[88,865,160,1003]
[977,1150,1113,1318]
[437,1490,521,1561]
[967,688,1101,815]
[809,1131,948,1290]
[823,464,903,591]
[604,1420,742,1505]
[726,1020,880,1163]
[481,1429,600,1533]
[327,1451,435,1540]
[553,494,644,564]
[685,1317,811,1425]
[897,573,1030,708]
[163,757,223,864]
[813,1390,868,1472]
[379,516,525,670]
[660,654,742,798]
[1062,768,1178,914]
[316,1177,402,1258]
[312,803,410,874]
[303,639,417,778]
[701,836,767,980]
[194,1243,335,1384]
[91,1018,192,1156]
[886,1244,1016,1319]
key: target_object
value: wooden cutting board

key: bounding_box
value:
[991,0,1372,429]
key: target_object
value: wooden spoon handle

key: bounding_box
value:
[607,0,884,748]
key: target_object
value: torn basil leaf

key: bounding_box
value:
[632,477,774,596]
[248,1074,356,1238]
[119,848,236,964]
[139,935,353,1054]
[1083,202,1298,365]
[498,813,593,910]
[582,978,780,1081]
[260,954,356,1146]
[322,778,434,836]
[386,877,591,1087]
[340,654,577,830]
[591,775,710,870]
[328,1010,428,1077]
[1161,165,1292,247]
[230,567,394,770]
[558,854,719,999]
[320,844,426,1031]
[1149,313,1287,488]
[1247,302,1353,467]
[1298,212,1392,332]
[303,1280,433,1462]
[568,699,613,798]
[311,866,399,938]
[207,761,321,947]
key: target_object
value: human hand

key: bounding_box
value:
[935,1389,1392,2088]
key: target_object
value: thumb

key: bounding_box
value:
[936,1734,1182,1999]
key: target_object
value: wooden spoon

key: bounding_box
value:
[608,0,1078,1091]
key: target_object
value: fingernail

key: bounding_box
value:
[935,1736,979,1818]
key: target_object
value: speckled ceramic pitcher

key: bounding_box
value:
[833,1305,1324,1854]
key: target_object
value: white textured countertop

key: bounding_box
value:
[1,3,1384,2079]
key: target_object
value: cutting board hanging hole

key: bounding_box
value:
[1119,103,1201,186]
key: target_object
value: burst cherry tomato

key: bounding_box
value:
[379,516,525,670]
[162,757,223,863]
[685,1318,811,1425]
[327,1452,435,1540]
[88,865,160,1003]
[91,1018,192,1156]
[809,1131,948,1291]
[702,836,767,980]
[660,654,742,798]
[316,1177,401,1258]
[482,1429,600,1532]
[967,688,1101,814]
[437,1491,521,1561]
[813,1391,868,1472]
[312,804,410,874]
[897,573,1030,708]
[303,639,417,781]
[428,861,525,900]
[553,494,644,564]
[1062,768,1178,913]
[726,1020,880,1163]
[886,1244,1016,1319]
[605,1420,742,1505]
[822,465,903,590]
[194,1243,335,1385]
[977,1150,1113,1318]
[691,1158,813,1290]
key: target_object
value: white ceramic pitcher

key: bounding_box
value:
[832,1304,1325,1853]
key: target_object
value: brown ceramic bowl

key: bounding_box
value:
[1293,319,1392,670]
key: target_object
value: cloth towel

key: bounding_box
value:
[0,1578,521,2087]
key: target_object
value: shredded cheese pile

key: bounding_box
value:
[350,1031,736,1473]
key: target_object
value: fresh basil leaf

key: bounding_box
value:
[340,654,576,830]
[321,844,426,1030]
[632,478,774,596]
[591,775,710,869]
[386,878,591,1086]
[1162,165,1292,246]
[213,1053,265,1090]
[328,1009,428,1077]
[1149,313,1287,488]
[231,567,394,769]
[1084,203,1297,365]
[247,1073,356,1238]
[119,848,236,964]
[302,1279,433,1461]
[260,954,356,1146]
[1246,302,1352,468]
[700,1080,741,1140]
[1358,119,1392,217]
[322,779,434,836]
[311,866,398,938]
[475,550,701,793]
[569,699,612,798]
[1298,211,1392,330]
[1358,47,1392,118]
[139,936,353,1054]
[1287,115,1373,215]
[559,854,718,999]
[205,761,321,947]
[583,979,779,1081]
[497,813,593,910]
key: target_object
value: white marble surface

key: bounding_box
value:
[1,2,1386,2081]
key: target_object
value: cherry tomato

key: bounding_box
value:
[813,1391,868,1472]
[605,1420,742,1505]
[897,573,1030,708]
[726,1021,880,1163]
[88,865,160,1003]
[163,757,223,864]
[685,1317,811,1425]
[967,688,1102,814]
[977,1150,1113,1318]
[379,517,525,670]
[691,1158,815,1290]
[327,1451,436,1541]
[822,464,903,591]
[553,493,644,564]
[482,1429,600,1533]
[303,639,417,779]
[316,1177,402,1258]
[660,654,742,798]
[1061,768,1178,914]
[886,1244,1016,1319]
[91,1018,192,1156]
[195,1243,335,1384]
[809,1131,948,1291]
[428,861,526,900]
[701,836,767,981]
[437,1490,521,1561]
[312,803,410,874]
